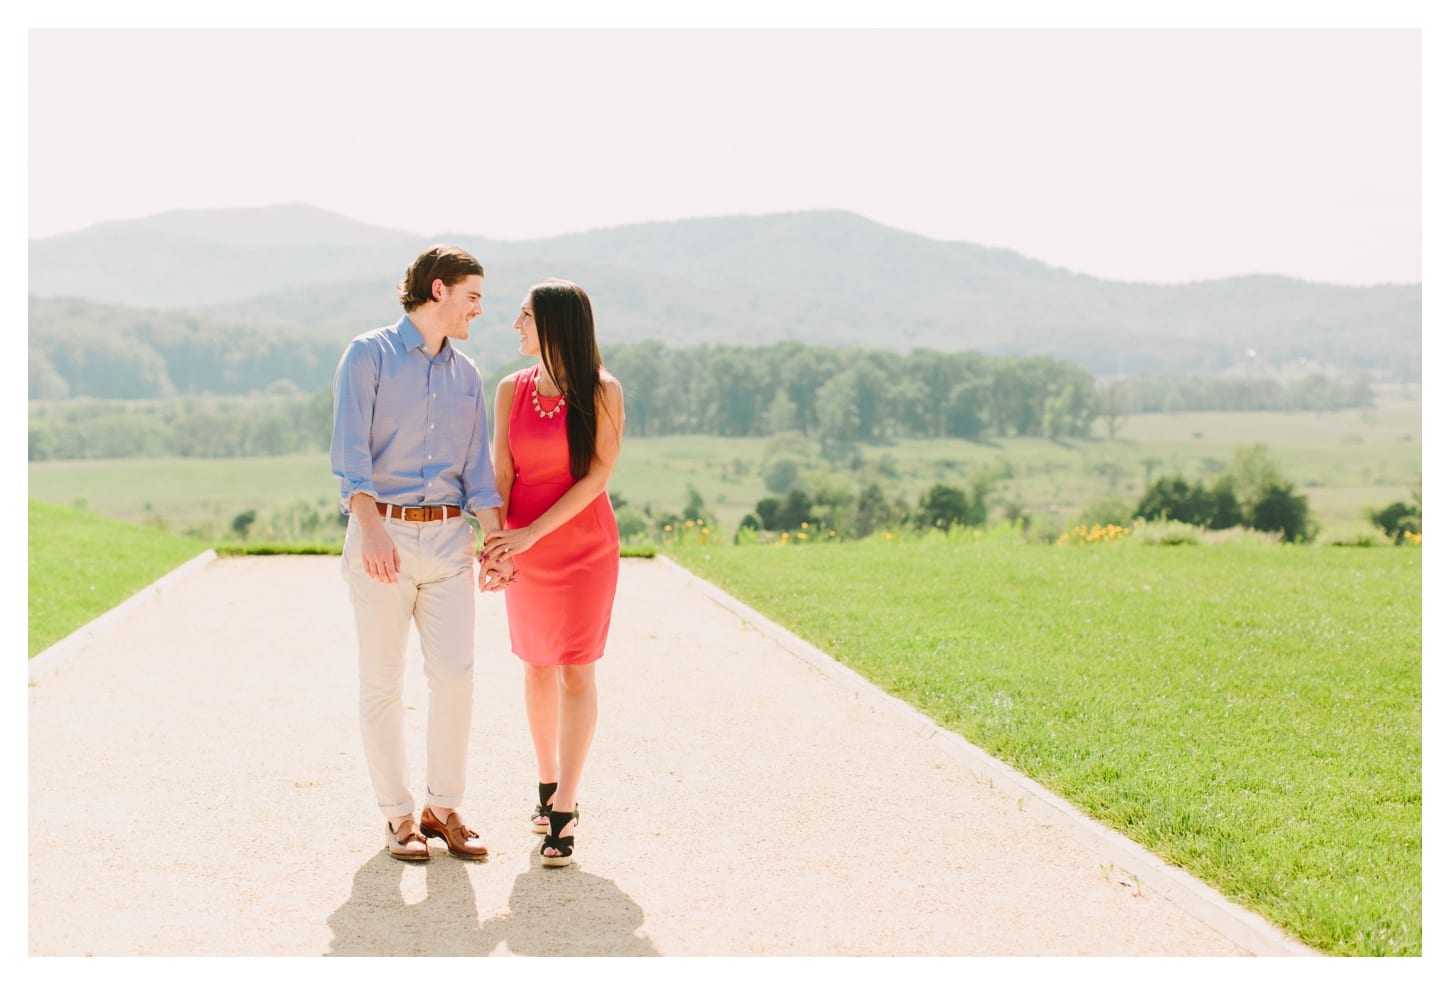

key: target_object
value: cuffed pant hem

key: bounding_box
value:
[423,790,464,811]
[377,798,416,819]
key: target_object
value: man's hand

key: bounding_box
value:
[477,553,515,592]
[357,515,401,584]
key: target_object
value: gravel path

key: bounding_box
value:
[28,554,1314,957]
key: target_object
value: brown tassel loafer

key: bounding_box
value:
[419,806,490,861]
[385,817,430,861]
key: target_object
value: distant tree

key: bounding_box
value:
[763,457,803,496]
[1247,481,1315,542]
[854,482,898,538]
[917,483,971,530]
[28,349,70,399]
[755,489,814,531]
[680,484,712,525]
[944,380,989,440]
[1099,381,1124,440]
[765,388,798,433]
[1368,499,1421,543]
[816,370,863,448]
[1136,476,1212,525]
[1225,443,1285,505]
[231,509,257,540]
[1205,474,1245,530]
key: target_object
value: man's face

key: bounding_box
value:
[434,274,484,340]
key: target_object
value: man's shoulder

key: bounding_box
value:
[348,321,405,348]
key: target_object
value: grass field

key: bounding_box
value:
[669,535,1422,956]
[27,500,211,657]
[26,399,1423,542]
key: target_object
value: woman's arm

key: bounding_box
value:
[479,375,518,589]
[483,375,624,556]
[492,374,517,521]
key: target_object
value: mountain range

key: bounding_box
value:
[28,204,1421,397]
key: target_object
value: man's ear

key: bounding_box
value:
[431,278,444,302]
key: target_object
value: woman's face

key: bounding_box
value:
[513,294,540,357]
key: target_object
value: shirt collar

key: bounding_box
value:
[397,315,453,361]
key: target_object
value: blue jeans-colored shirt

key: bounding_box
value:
[330,315,502,516]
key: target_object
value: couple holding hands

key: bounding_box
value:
[330,245,624,868]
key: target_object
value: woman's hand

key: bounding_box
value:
[477,553,515,592]
[483,525,538,562]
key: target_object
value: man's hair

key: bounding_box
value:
[397,245,484,312]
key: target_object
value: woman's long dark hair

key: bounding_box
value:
[530,279,606,481]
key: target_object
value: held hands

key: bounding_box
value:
[481,525,537,563]
[477,551,516,592]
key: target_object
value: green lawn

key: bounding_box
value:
[669,536,1422,956]
[27,499,211,657]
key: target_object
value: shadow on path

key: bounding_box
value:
[326,852,658,956]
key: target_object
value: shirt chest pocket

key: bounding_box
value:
[437,382,481,456]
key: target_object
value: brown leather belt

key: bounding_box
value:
[376,503,463,522]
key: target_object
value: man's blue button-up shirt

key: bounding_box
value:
[330,315,503,516]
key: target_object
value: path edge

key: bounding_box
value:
[29,549,219,683]
[657,555,1319,958]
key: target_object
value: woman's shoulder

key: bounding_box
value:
[496,367,529,396]
[598,368,622,391]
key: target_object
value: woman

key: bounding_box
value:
[481,278,624,867]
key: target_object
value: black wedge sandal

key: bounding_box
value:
[532,782,558,834]
[541,807,579,868]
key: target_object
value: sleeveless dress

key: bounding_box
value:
[502,366,620,666]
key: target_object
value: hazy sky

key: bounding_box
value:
[25,22,1424,286]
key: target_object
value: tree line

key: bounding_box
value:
[28,339,1378,462]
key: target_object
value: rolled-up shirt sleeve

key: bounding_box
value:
[462,382,503,514]
[330,339,380,514]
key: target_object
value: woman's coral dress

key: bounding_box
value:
[502,366,619,665]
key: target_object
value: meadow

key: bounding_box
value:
[670,534,1422,956]
[27,500,211,656]
[25,399,1422,542]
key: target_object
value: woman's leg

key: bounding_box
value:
[544,664,597,856]
[523,664,562,785]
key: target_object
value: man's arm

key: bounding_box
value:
[331,339,398,583]
[463,372,509,589]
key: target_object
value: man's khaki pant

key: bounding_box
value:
[341,513,476,818]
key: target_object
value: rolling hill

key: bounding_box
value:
[28,205,1421,394]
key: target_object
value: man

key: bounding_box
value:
[331,245,512,862]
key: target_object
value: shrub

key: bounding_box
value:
[1318,523,1393,548]
[1134,520,1203,546]
[1077,496,1135,529]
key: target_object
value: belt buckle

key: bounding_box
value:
[403,506,422,521]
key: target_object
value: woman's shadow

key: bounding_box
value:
[326,852,659,956]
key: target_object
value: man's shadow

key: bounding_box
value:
[326,851,658,956]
